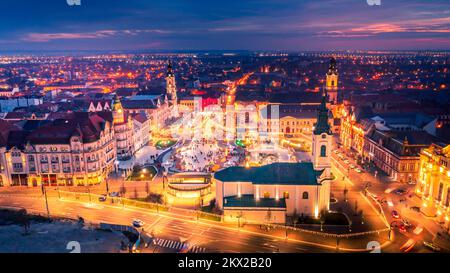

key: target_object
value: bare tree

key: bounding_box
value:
[18,209,31,235]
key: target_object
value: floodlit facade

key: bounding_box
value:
[112,96,135,160]
[326,57,338,105]
[416,143,450,232]
[0,112,116,187]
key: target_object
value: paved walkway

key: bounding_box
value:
[118,145,161,170]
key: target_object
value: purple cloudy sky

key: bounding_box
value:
[0,0,449,51]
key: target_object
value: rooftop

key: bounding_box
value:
[214,162,320,186]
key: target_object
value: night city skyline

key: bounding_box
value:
[1,0,449,52]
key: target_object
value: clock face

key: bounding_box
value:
[322,134,327,139]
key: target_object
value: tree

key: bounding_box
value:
[209,198,216,208]
[292,212,299,229]
[319,211,326,232]
[145,181,150,195]
[18,209,31,235]
[236,211,243,228]
[120,182,127,196]
[265,209,272,228]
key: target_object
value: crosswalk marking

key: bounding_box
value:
[188,245,206,253]
[153,238,187,251]
[152,238,206,253]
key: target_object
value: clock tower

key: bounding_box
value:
[112,95,125,125]
[326,57,338,104]
[166,61,177,106]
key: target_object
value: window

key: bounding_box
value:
[283,191,290,199]
[263,191,270,198]
[320,145,327,157]
[438,183,444,201]
[302,192,309,199]
[446,188,450,207]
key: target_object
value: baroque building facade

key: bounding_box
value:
[416,143,450,233]
[0,112,116,187]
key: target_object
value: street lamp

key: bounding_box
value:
[41,183,50,217]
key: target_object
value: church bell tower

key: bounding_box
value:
[312,92,332,177]
[112,95,125,125]
[326,57,338,104]
[166,61,177,106]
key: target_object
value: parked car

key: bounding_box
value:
[109,192,120,197]
[399,223,407,233]
[401,239,416,253]
[402,219,412,227]
[394,188,407,195]
[349,164,356,169]
[132,219,145,228]
[98,195,107,202]
[413,226,424,235]
[355,168,362,173]
[392,210,400,219]
[423,241,441,252]
[343,160,350,164]
[410,206,421,212]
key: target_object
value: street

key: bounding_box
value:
[331,141,439,253]
[0,194,339,253]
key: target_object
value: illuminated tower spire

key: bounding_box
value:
[112,95,125,124]
[314,90,331,135]
[326,57,338,104]
[312,90,332,176]
[165,60,177,105]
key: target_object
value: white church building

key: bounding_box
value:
[214,94,334,224]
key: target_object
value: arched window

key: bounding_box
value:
[302,192,309,199]
[438,183,444,201]
[320,145,327,157]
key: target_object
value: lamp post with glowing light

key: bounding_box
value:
[41,183,50,217]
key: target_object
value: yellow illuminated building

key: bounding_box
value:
[340,108,365,157]
[326,57,338,104]
[416,143,450,232]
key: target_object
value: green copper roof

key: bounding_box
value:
[313,94,332,135]
[214,162,320,185]
[224,195,286,208]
